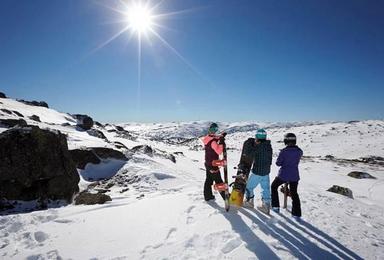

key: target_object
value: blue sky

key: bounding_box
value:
[1,0,383,123]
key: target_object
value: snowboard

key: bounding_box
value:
[229,138,256,207]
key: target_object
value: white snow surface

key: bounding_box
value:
[1,97,384,259]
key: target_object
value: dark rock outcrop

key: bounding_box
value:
[69,149,101,170]
[114,141,128,150]
[29,115,41,122]
[94,121,104,127]
[131,145,153,155]
[74,191,111,205]
[131,145,176,163]
[0,92,6,98]
[73,114,94,130]
[18,100,49,108]
[12,110,24,117]
[0,118,27,128]
[87,129,107,140]
[0,126,79,201]
[327,185,353,199]
[69,147,127,170]
[347,171,376,179]
[1,108,13,115]
[92,147,127,160]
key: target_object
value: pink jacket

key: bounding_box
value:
[202,135,223,155]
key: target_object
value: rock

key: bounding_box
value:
[87,129,107,140]
[327,185,353,199]
[131,145,153,156]
[1,108,13,115]
[12,110,24,117]
[0,92,6,98]
[61,123,71,127]
[0,126,79,201]
[114,141,128,150]
[74,191,111,205]
[115,126,125,131]
[324,155,335,160]
[94,121,104,127]
[173,152,184,156]
[18,99,49,108]
[348,171,376,179]
[69,149,101,170]
[73,114,94,130]
[0,118,27,128]
[92,147,127,160]
[29,115,41,122]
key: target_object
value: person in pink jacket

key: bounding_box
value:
[202,123,226,201]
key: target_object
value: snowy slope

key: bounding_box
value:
[1,96,384,259]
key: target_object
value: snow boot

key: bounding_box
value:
[243,197,254,208]
[272,207,280,213]
[257,202,270,215]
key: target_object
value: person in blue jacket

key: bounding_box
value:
[271,133,303,219]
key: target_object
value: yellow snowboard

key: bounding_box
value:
[229,189,244,207]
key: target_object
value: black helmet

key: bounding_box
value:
[208,123,219,134]
[284,133,296,145]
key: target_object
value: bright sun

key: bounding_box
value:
[126,3,154,34]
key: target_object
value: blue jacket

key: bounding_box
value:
[276,145,303,182]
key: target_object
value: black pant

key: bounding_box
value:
[271,177,301,217]
[204,165,225,200]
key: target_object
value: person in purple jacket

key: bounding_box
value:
[271,133,303,219]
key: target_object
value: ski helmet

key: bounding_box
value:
[208,123,219,134]
[284,133,297,145]
[255,129,267,140]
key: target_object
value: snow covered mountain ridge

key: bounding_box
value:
[1,94,384,259]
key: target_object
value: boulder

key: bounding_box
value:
[0,126,79,201]
[69,149,101,170]
[29,115,41,122]
[0,92,6,98]
[92,147,127,160]
[131,145,153,156]
[87,129,107,140]
[0,118,27,128]
[115,126,125,131]
[327,185,353,199]
[73,114,94,130]
[74,191,111,205]
[348,171,376,179]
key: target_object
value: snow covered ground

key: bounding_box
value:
[1,97,384,259]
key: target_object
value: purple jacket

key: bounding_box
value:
[276,146,303,182]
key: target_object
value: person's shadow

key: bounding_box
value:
[239,208,363,260]
[207,201,279,259]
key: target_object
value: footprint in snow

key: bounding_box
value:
[221,238,242,254]
[34,231,49,243]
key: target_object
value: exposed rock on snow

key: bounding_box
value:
[29,114,41,122]
[347,171,376,179]
[327,185,354,199]
[12,110,24,117]
[0,92,6,98]
[87,128,108,140]
[0,126,79,201]
[1,108,12,115]
[69,149,101,170]
[0,118,27,128]
[92,147,128,160]
[131,145,176,163]
[74,191,112,205]
[18,99,49,108]
[73,114,94,130]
